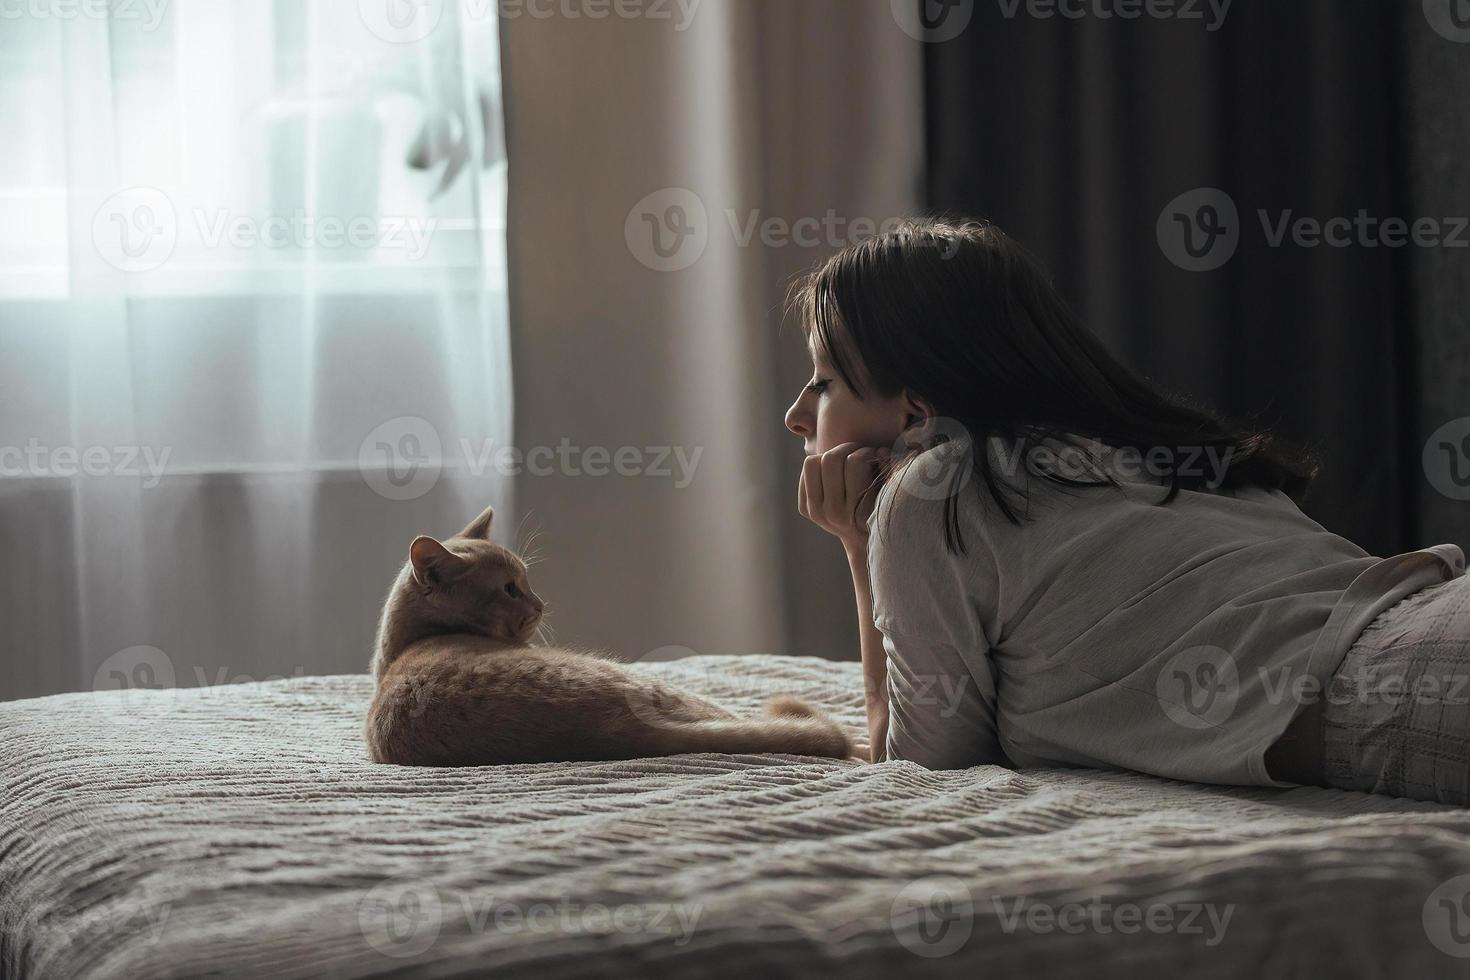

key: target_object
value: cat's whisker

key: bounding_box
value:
[514,517,545,569]
[520,530,546,565]
[515,518,544,559]
[536,609,557,643]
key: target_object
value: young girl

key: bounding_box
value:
[785,217,1468,805]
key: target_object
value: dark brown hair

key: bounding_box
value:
[788,217,1319,555]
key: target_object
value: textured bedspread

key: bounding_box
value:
[5,654,1470,979]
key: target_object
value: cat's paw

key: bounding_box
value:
[765,695,821,719]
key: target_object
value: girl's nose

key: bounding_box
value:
[785,398,812,437]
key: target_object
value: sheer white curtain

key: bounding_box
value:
[0,1,514,700]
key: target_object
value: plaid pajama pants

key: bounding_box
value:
[1320,574,1470,806]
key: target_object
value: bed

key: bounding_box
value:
[4,653,1470,978]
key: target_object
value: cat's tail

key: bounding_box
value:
[764,695,823,719]
[648,709,852,760]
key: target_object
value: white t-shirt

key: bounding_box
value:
[867,433,1466,787]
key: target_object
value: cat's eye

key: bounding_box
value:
[504,582,521,598]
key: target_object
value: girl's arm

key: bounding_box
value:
[844,541,889,762]
[867,457,1008,771]
[798,443,891,761]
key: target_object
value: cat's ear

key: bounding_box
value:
[459,504,495,541]
[409,535,464,588]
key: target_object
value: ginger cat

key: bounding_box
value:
[365,505,853,766]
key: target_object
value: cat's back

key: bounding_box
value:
[383,638,617,685]
[365,639,632,765]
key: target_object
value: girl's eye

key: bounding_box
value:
[504,582,521,598]
[804,379,830,395]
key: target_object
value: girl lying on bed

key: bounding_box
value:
[784,217,1469,806]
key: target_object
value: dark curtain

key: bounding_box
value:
[923,0,1470,558]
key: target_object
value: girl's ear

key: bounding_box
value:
[899,392,938,437]
[410,536,465,588]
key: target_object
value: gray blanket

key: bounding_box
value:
[4,654,1470,978]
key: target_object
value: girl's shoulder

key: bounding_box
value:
[873,428,1096,531]
[873,430,978,527]
[870,430,1002,567]
[866,433,999,637]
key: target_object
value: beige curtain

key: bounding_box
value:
[500,0,923,662]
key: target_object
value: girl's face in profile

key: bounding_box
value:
[784,338,913,457]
